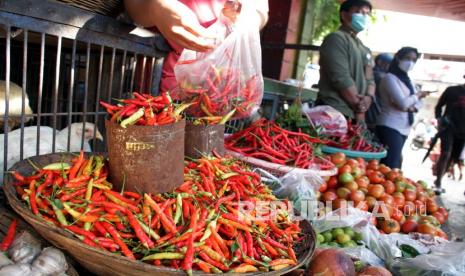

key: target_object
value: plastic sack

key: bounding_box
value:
[302,105,348,137]
[7,231,41,264]
[389,242,465,276]
[173,1,264,119]
[256,169,321,219]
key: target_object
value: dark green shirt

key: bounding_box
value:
[317,28,373,118]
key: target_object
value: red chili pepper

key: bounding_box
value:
[29,180,39,215]
[101,221,135,260]
[69,151,85,180]
[0,219,17,251]
[126,211,154,249]
[64,225,97,241]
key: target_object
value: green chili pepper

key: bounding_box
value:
[42,162,71,171]
[142,252,185,261]
[51,200,68,226]
[120,108,144,128]
[174,193,182,225]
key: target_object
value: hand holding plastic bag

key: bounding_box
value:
[174,1,264,119]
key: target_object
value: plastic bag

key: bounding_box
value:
[389,242,465,276]
[31,247,68,276]
[174,1,264,119]
[302,105,348,137]
[256,169,321,219]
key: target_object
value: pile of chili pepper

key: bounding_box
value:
[225,119,334,170]
[325,121,385,152]
[12,152,304,274]
[175,64,262,120]
[100,92,190,128]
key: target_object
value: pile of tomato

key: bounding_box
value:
[319,152,449,239]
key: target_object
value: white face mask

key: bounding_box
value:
[398,60,415,73]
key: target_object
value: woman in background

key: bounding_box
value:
[376,47,429,168]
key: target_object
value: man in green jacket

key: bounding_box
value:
[317,0,375,122]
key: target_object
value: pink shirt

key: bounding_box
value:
[160,0,226,92]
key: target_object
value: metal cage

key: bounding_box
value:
[0,0,165,174]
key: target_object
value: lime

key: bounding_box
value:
[328,241,339,247]
[317,234,325,243]
[322,231,333,242]
[342,240,357,247]
[344,227,355,238]
[332,228,344,238]
[354,232,363,242]
[336,233,351,244]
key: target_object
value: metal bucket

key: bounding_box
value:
[105,119,185,194]
[184,123,225,159]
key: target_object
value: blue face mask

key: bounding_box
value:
[351,13,368,33]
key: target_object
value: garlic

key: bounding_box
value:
[7,231,41,264]
[0,263,33,276]
[31,247,68,276]
[0,252,13,268]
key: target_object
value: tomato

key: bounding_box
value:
[386,171,400,182]
[392,192,405,209]
[319,182,328,193]
[323,191,338,202]
[391,208,404,222]
[403,201,416,216]
[407,214,421,222]
[380,194,394,206]
[338,164,352,174]
[366,196,377,210]
[403,190,417,202]
[381,180,396,195]
[416,191,427,203]
[339,172,354,184]
[351,166,363,179]
[356,200,369,212]
[436,229,448,240]
[426,201,438,213]
[380,219,400,234]
[405,183,417,191]
[419,215,440,227]
[432,211,446,224]
[359,187,368,195]
[347,158,360,169]
[379,164,391,175]
[356,157,366,168]
[333,198,348,210]
[350,190,365,203]
[414,200,426,215]
[368,184,385,199]
[395,181,406,193]
[398,213,406,225]
[327,176,338,189]
[343,181,358,192]
[336,187,351,199]
[368,171,384,184]
[373,202,393,219]
[355,176,369,189]
[367,159,379,170]
[437,207,449,220]
[331,152,346,166]
[417,223,437,236]
[401,219,418,233]
[417,180,428,189]
[370,216,377,226]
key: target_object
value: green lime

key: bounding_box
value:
[332,228,344,238]
[344,227,355,238]
[354,232,363,242]
[336,233,351,244]
[322,231,333,242]
[342,240,357,247]
[317,234,325,243]
[328,242,339,247]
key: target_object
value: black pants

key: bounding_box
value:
[376,125,407,169]
[435,128,465,187]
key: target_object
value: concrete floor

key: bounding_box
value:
[402,136,465,241]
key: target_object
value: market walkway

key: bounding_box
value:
[402,136,465,241]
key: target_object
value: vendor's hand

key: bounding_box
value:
[355,112,366,123]
[417,91,429,99]
[222,0,242,23]
[153,0,214,52]
[356,95,372,113]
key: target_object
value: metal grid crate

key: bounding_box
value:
[0,0,165,175]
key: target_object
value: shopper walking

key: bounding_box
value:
[434,76,465,194]
[317,0,375,123]
[375,47,428,169]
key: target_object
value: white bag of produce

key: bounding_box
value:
[256,168,321,217]
[313,207,388,267]
[389,241,465,276]
[0,263,33,276]
[302,105,348,137]
[31,247,68,276]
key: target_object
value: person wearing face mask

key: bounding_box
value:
[317,0,375,122]
[376,47,429,169]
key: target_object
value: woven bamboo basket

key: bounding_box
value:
[55,0,123,17]
[3,153,316,276]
